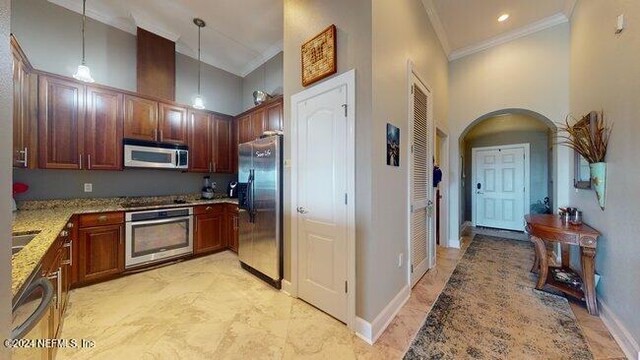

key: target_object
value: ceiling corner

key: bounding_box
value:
[239,40,284,78]
[421,0,451,58]
[563,0,578,20]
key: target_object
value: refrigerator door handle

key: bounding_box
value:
[248,169,256,223]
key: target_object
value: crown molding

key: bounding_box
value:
[48,0,136,35]
[421,0,451,56]
[563,0,578,20]
[449,12,569,61]
[132,14,181,42]
[239,40,284,77]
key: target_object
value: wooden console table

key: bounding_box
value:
[525,214,600,315]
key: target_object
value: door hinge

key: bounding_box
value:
[411,144,414,153]
[342,104,347,117]
[344,193,348,205]
[411,85,414,94]
[345,281,348,293]
[411,264,414,273]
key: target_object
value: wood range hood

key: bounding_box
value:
[136,27,176,101]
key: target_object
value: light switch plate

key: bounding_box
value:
[84,183,93,192]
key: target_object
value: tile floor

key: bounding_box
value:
[57,234,625,359]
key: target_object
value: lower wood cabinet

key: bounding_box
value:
[195,209,225,254]
[78,223,124,283]
[225,204,239,253]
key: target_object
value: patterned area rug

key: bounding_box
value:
[404,235,592,360]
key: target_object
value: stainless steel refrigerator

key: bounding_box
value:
[238,135,283,289]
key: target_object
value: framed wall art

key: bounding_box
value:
[301,24,337,87]
[387,123,400,167]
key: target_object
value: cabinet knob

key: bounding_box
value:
[66,222,74,228]
[59,230,69,237]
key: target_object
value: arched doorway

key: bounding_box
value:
[458,109,557,235]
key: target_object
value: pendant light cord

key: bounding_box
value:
[81,0,87,65]
[197,24,202,95]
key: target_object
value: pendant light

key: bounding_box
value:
[73,0,95,83]
[192,18,206,110]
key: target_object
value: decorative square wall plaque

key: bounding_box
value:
[301,25,337,87]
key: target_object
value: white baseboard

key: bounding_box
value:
[281,280,294,296]
[355,285,411,344]
[448,238,461,248]
[598,298,640,360]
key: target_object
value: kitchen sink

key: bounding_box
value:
[12,232,40,255]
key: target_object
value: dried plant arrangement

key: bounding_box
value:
[556,111,612,163]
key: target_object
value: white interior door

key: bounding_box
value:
[409,75,434,287]
[473,145,528,231]
[295,82,349,322]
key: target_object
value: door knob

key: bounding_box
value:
[296,207,308,214]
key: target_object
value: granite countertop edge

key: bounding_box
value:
[11,197,239,298]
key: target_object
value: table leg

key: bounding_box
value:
[530,236,548,289]
[580,246,598,316]
[531,246,540,273]
[561,243,570,268]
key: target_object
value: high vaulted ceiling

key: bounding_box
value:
[422,0,576,60]
[48,0,283,77]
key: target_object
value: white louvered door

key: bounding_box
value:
[409,75,434,287]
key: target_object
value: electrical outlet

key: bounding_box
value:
[84,183,93,192]
[398,253,403,268]
[284,159,292,168]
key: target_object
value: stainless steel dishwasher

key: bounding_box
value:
[11,266,55,359]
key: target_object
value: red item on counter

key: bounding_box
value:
[13,182,29,196]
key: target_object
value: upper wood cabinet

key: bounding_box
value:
[85,87,124,170]
[38,75,85,169]
[188,109,212,173]
[250,109,266,140]
[124,95,158,141]
[265,100,283,132]
[159,103,188,144]
[11,36,37,169]
[213,115,234,173]
[237,114,252,144]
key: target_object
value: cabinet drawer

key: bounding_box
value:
[194,204,223,215]
[79,212,124,228]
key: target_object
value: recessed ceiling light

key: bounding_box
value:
[498,14,510,22]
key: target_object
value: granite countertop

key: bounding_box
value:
[11,194,239,297]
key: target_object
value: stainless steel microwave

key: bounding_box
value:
[124,139,188,170]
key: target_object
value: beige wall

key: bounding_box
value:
[569,0,640,354]
[448,24,571,245]
[369,0,448,321]
[0,0,12,355]
[283,0,447,322]
[283,0,373,318]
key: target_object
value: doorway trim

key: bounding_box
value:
[436,126,449,252]
[406,60,436,287]
[289,69,356,330]
[471,143,530,230]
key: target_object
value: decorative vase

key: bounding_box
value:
[589,162,607,210]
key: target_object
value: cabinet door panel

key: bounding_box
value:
[265,100,283,131]
[85,87,123,170]
[159,103,188,144]
[195,214,224,254]
[250,109,265,140]
[213,115,233,173]
[124,95,158,141]
[78,224,124,283]
[38,76,84,169]
[238,114,252,144]
[188,110,212,172]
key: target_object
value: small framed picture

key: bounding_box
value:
[386,123,400,167]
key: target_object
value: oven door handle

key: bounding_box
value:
[129,216,192,226]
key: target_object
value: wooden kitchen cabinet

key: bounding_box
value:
[195,206,225,254]
[250,108,266,140]
[225,204,239,253]
[124,94,158,141]
[188,109,212,172]
[237,114,252,144]
[11,35,37,169]
[78,224,125,284]
[213,115,234,173]
[38,75,85,169]
[265,99,283,132]
[85,86,124,170]
[159,103,188,144]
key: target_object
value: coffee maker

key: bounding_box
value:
[201,176,215,199]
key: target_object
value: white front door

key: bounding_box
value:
[473,144,528,231]
[294,79,349,322]
[409,74,434,286]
